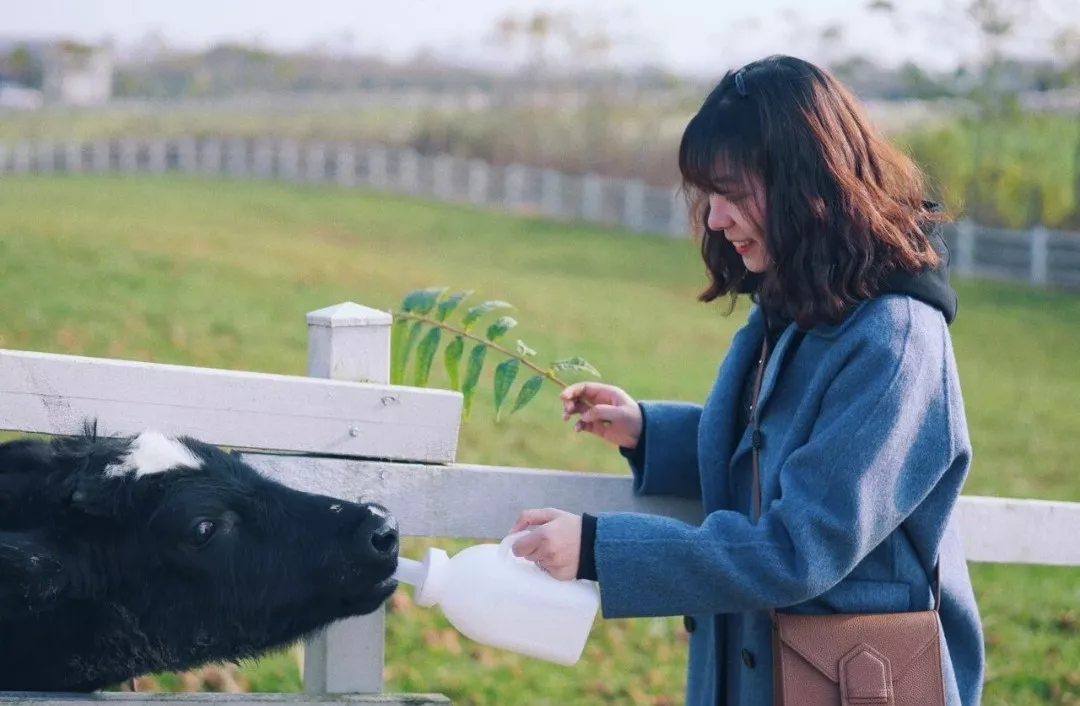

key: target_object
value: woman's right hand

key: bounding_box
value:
[560,382,643,449]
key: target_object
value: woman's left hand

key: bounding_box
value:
[508,508,582,581]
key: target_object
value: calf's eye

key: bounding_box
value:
[190,519,217,548]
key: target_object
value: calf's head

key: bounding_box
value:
[0,424,399,692]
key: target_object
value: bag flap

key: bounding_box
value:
[774,611,940,683]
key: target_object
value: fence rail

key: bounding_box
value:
[3,298,1080,705]
[3,135,1079,291]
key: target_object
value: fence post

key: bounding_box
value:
[504,164,526,209]
[226,138,247,178]
[368,145,388,189]
[178,137,197,173]
[253,139,274,180]
[955,218,976,277]
[201,138,222,177]
[541,168,562,218]
[302,301,393,694]
[91,139,110,172]
[667,187,689,237]
[305,141,327,184]
[582,173,604,223]
[398,148,420,194]
[120,138,138,173]
[64,139,83,173]
[622,179,646,232]
[433,154,454,200]
[335,143,357,188]
[13,140,30,173]
[467,159,488,205]
[36,139,55,173]
[279,139,300,182]
[149,139,167,174]
[1030,225,1049,286]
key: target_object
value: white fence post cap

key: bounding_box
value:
[306,302,392,328]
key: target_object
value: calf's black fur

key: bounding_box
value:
[0,423,399,692]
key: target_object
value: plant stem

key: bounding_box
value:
[391,310,571,387]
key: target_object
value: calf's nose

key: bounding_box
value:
[371,517,398,557]
[358,508,399,562]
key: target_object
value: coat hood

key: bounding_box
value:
[878,205,958,325]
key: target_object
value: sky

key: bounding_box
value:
[3,0,1073,75]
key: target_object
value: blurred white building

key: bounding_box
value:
[42,41,113,105]
[0,38,113,107]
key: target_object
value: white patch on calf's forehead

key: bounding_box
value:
[103,431,204,478]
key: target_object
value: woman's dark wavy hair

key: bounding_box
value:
[678,54,948,329]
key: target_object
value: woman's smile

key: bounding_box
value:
[730,238,756,255]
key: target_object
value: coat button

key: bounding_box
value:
[742,648,755,668]
[683,616,696,633]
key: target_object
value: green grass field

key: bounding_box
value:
[2,174,1080,705]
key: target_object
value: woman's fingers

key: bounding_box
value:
[561,382,619,406]
[561,382,631,420]
[580,404,617,424]
[509,507,560,533]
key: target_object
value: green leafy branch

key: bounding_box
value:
[389,286,601,421]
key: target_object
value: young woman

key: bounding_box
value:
[509,55,985,705]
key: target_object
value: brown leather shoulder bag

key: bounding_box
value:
[749,337,948,706]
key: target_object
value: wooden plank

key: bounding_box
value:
[0,695,449,705]
[955,495,1080,566]
[246,456,704,538]
[248,455,1080,567]
[0,349,461,464]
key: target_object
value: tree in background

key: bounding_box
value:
[1,45,45,89]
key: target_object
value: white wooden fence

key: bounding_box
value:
[3,301,1080,705]
[3,136,1080,291]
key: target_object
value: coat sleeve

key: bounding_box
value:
[592,305,963,618]
[619,400,703,500]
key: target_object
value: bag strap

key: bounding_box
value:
[748,336,942,613]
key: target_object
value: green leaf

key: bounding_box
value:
[515,339,537,357]
[412,327,441,387]
[510,374,545,415]
[389,316,410,384]
[485,316,517,342]
[436,290,473,322]
[443,336,465,391]
[550,356,601,378]
[461,343,487,419]
[461,300,513,331]
[398,320,426,379]
[400,286,447,315]
[493,358,520,422]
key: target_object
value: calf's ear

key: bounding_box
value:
[0,532,65,609]
[69,474,125,519]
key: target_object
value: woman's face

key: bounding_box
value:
[706,184,769,273]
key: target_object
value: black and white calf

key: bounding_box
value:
[0,423,399,692]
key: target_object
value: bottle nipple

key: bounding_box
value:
[393,556,426,586]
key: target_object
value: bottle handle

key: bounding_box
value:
[497,529,534,562]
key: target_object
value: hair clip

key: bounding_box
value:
[735,70,748,98]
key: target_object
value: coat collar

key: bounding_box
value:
[724,305,809,469]
[716,298,875,476]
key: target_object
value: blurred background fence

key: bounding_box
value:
[5,134,1079,291]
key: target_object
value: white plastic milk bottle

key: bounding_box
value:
[392,530,600,666]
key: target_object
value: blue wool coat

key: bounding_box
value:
[591,294,986,706]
